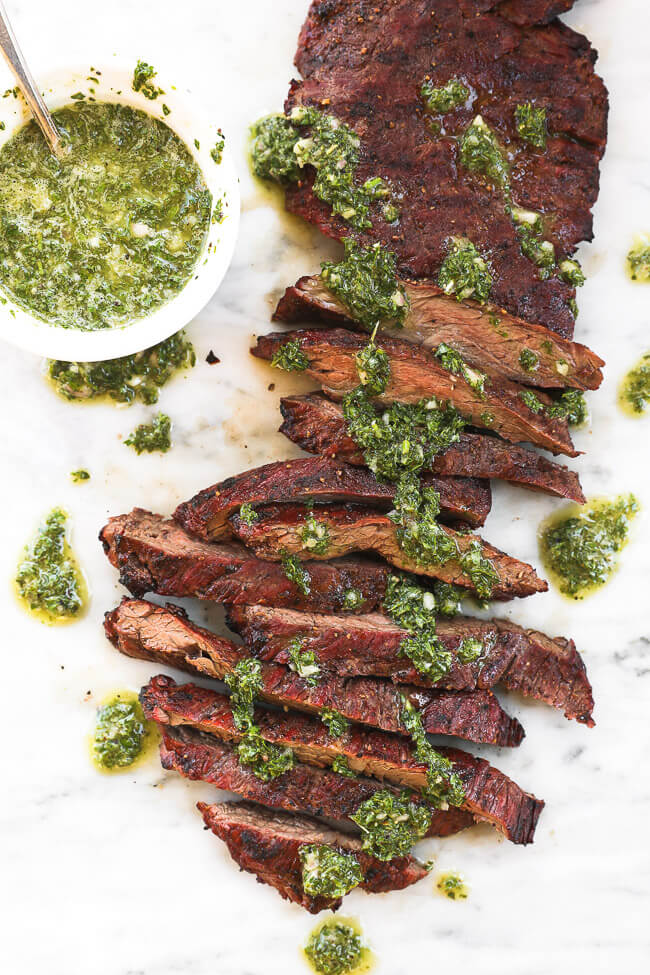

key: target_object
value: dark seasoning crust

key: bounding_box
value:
[95,0,606,920]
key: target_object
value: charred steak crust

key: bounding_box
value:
[252,328,577,457]
[287,0,607,337]
[173,456,492,537]
[230,501,547,600]
[197,800,429,913]
[279,393,585,503]
[104,597,524,746]
[145,674,543,844]
[99,509,387,613]
[159,724,471,840]
[273,276,604,391]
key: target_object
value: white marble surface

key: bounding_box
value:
[1,1,649,972]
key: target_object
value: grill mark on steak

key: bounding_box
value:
[286,1,607,336]
[173,456,491,540]
[252,328,578,456]
[100,508,387,613]
[230,502,547,600]
[228,604,593,725]
[279,393,585,503]
[273,276,604,391]
[146,674,542,844]
[104,597,524,746]
[197,799,429,913]
[159,724,471,842]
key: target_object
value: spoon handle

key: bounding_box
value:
[0,1,63,156]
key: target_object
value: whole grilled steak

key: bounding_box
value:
[105,597,524,746]
[284,0,607,337]
[274,276,604,390]
[100,509,387,613]
[173,455,491,539]
[228,605,594,724]
[145,674,543,844]
[160,725,471,840]
[230,502,547,600]
[252,329,577,456]
[197,800,429,913]
[279,393,585,502]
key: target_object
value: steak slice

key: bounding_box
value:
[286,1,608,337]
[227,605,518,690]
[274,276,604,390]
[230,502,547,600]
[495,619,595,725]
[105,598,524,746]
[228,605,594,724]
[146,675,542,844]
[159,725,470,841]
[173,456,491,539]
[197,800,429,913]
[252,328,577,456]
[100,509,387,613]
[279,393,585,503]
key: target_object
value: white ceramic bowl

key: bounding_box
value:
[0,62,240,361]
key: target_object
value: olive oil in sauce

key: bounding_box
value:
[436,872,469,900]
[538,495,639,600]
[626,235,650,282]
[91,690,159,773]
[14,508,87,624]
[0,102,212,330]
[618,352,650,417]
[304,917,374,975]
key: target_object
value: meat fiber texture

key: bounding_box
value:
[284,0,607,336]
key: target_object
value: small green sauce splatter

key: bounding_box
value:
[15,508,86,624]
[321,709,350,739]
[299,514,331,556]
[70,469,90,483]
[286,637,321,684]
[210,131,225,164]
[331,754,356,778]
[92,691,157,771]
[437,871,469,900]
[420,77,469,115]
[539,495,639,600]
[281,551,311,596]
[48,331,195,405]
[132,60,164,100]
[124,412,172,454]
[304,918,373,975]
[619,352,650,416]
[514,102,547,150]
[626,236,650,282]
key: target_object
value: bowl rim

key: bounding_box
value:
[0,59,240,362]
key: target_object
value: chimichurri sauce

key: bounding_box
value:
[15,508,86,623]
[539,495,638,600]
[304,918,373,975]
[619,352,650,416]
[437,872,469,900]
[0,102,212,330]
[92,691,157,771]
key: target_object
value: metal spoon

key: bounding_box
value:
[0,1,63,157]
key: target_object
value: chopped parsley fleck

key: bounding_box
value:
[559,259,585,287]
[320,239,410,329]
[124,412,172,454]
[341,588,364,611]
[321,709,350,739]
[435,342,486,397]
[627,241,650,282]
[299,513,331,555]
[210,131,225,164]
[331,754,356,778]
[546,389,588,427]
[305,921,363,975]
[351,789,431,861]
[514,102,548,150]
[459,115,509,194]
[48,331,195,405]
[400,695,464,807]
[286,637,321,684]
[300,845,363,900]
[238,503,259,526]
[132,60,164,100]
[539,495,638,599]
[620,352,650,415]
[224,658,264,730]
[281,551,311,596]
[93,693,152,769]
[15,508,85,622]
[520,235,556,278]
[70,469,90,482]
[519,348,539,373]
[438,237,492,303]
[456,636,484,664]
[420,77,469,115]
[354,335,390,395]
[519,389,545,414]
[437,871,469,900]
[270,339,309,372]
